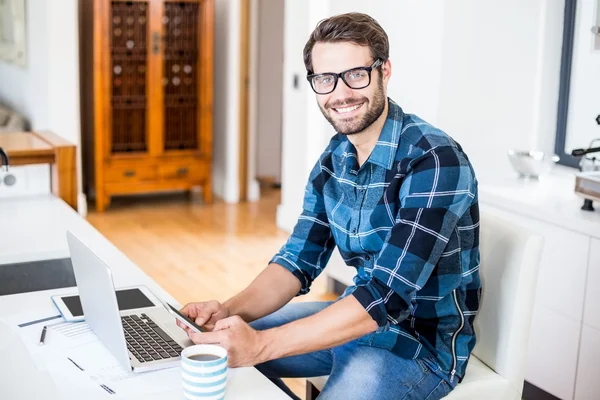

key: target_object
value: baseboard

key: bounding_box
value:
[247,179,260,202]
[77,192,87,217]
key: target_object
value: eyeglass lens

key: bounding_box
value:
[311,68,370,94]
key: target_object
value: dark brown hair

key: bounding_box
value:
[303,12,389,73]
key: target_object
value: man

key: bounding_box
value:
[178,12,481,400]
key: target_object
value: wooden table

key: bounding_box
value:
[0,131,77,210]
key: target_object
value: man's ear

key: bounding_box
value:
[381,59,392,83]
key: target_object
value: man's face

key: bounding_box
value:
[310,42,388,135]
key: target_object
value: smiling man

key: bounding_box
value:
[178,12,481,400]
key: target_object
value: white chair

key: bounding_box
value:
[307,212,544,400]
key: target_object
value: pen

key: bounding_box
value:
[67,357,85,371]
[39,325,47,345]
[100,384,116,395]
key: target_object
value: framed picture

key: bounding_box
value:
[0,0,26,67]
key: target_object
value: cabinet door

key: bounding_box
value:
[106,0,152,155]
[161,0,213,155]
[480,204,590,319]
[583,238,600,330]
[480,204,589,400]
[574,325,600,399]
[525,305,580,400]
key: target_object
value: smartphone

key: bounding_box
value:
[165,302,205,333]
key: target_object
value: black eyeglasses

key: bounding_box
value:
[306,59,383,95]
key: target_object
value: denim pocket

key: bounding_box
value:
[424,379,451,400]
[416,356,441,373]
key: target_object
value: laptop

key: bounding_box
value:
[65,230,193,373]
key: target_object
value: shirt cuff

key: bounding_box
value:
[351,279,389,327]
[270,254,311,295]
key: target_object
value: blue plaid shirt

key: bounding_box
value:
[271,98,481,381]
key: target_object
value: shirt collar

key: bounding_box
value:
[334,98,405,173]
[366,98,404,170]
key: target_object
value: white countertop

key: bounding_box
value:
[478,165,600,239]
[0,193,174,303]
[0,195,289,399]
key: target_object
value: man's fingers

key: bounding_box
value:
[180,303,194,318]
[189,330,225,345]
[195,301,220,326]
[214,315,243,331]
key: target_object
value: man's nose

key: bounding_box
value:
[330,76,353,100]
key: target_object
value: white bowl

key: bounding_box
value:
[507,150,559,179]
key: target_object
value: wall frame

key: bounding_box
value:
[0,0,26,67]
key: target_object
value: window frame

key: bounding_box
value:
[554,0,580,168]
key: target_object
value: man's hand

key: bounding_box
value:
[188,315,268,368]
[178,300,230,333]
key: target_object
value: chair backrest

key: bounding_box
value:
[472,211,544,393]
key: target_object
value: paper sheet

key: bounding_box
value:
[0,311,184,399]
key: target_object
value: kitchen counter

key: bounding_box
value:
[477,165,600,239]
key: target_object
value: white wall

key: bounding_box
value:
[436,0,564,177]
[278,0,447,231]
[256,0,284,184]
[565,0,600,152]
[213,0,241,203]
[327,0,446,124]
[0,0,82,209]
[278,1,565,231]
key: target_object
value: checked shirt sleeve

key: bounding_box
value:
[352,146,476,326]
[270,159,336,295]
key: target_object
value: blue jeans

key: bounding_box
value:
[250,302,456,400]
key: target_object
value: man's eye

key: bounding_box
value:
[348,70,367,80]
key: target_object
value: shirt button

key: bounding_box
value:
[352,228,357,234]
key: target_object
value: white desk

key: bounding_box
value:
[0,195,289,399]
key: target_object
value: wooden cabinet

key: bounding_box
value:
[91,0,213,211]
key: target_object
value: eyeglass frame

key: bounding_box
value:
[306,58,384,95]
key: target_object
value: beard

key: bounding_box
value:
[318,74,386,136]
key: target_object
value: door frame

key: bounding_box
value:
[238,0,251,202]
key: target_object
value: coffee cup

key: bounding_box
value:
[181,344,228,400]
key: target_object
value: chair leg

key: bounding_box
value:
[306,381,321,400]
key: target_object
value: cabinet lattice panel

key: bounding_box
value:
[110,1,148,153]
[163,2,200,151]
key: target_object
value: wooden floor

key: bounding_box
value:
[86,188,336,399]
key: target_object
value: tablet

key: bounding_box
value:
[51,286,162,322]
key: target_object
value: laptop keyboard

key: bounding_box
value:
[121,313,183,363]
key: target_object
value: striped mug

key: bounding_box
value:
[181,344,228,400]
